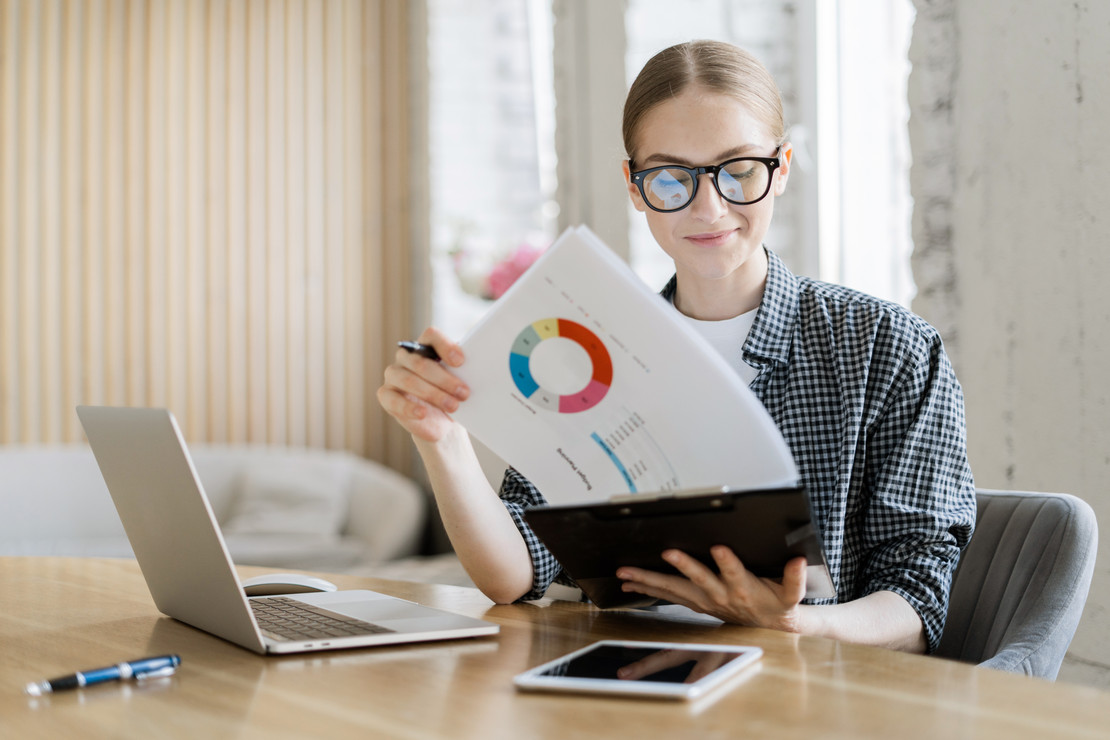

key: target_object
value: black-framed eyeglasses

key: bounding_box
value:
[629,148,783,213]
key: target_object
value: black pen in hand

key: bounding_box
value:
[24,654,181,695]
[398,341,441,361]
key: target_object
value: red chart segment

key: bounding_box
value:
[556,319,613,385]
[509,318,612,413]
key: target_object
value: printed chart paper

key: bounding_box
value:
[452,225,798,505]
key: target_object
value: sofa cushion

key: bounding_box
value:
[0,446,122,540]
[222,455,351,537]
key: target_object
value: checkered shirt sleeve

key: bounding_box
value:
[741,251,976,653]
[498,467,572,599]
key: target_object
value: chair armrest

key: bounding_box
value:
[342,460,428,562]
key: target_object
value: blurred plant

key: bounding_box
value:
[451,235,549,301]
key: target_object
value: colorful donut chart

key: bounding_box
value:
[509,318,612,413]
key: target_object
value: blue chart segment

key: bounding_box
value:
[508,352,539,397]
[509,318,612,413]
[589,409,680,493]
[590,432,635,492]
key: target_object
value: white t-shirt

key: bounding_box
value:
[674,306,760,386]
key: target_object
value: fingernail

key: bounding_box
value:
[455,385,469,400]
[449,350,464,366]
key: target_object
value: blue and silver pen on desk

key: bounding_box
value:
[24,654,181,696]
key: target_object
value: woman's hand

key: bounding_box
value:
[616,547,808,632]
[377,327,470,443]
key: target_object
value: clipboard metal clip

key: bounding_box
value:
[607,485,731,505]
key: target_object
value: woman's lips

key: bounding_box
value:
[684,229,737,247]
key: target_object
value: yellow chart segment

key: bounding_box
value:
[531,319,560,340]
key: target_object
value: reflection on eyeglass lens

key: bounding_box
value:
[648,169,692,208]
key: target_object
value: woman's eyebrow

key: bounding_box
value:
[639,144,762,167]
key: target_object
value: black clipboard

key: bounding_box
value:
[523,485,834,608]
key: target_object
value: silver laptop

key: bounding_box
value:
[76,405,499,655]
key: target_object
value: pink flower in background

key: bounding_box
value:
[485,243,546,299]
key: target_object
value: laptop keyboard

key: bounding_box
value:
[250,596,395,642]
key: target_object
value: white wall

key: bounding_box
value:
[910,0,1110,687]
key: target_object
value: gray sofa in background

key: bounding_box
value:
[0,444,428,573]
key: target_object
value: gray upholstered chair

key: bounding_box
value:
[935,489,1098,679]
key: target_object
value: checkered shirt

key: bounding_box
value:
[498,248,976,653]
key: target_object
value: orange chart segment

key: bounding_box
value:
[509,319,612,413]
[557,319,613,386]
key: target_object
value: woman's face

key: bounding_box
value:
[624,88,790,305]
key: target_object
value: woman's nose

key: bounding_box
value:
[687,173,728,220]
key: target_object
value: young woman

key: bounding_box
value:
[378,40,976,654]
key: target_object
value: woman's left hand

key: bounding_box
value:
[616,547,809,632]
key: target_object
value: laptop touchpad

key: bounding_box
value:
[292,590,455,623]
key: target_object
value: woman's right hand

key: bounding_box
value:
[377,327,470,443]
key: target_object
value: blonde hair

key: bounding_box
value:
[622,40,787,166]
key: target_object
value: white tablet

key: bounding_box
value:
[513,640,762,700]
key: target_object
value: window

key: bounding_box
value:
[815,0,916,305]
[426,0,917,338]
[625,0,916,305]
[426,0,557,338]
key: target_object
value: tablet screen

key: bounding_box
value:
[514,640,762,700]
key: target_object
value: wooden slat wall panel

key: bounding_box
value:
[375,0,412,467]
[342,0,366,458]
[205,0,228,443]
[0,0,14,443]
[21,0,43,443]
[0,0,413,471]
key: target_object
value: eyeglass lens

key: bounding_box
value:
[641,160,772,211]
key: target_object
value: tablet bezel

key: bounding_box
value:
[512,640,763,700]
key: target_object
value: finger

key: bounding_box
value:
[686,662,713,683]
[662,549,729,603]
[417,327,466,367]
[616,565,685,590]
[392,347,470,399]
[710,545,755,585]
[615,649,682,681]
[376,384,432,423]
[617,566,705,608]
[686,653,728,683]
[383,363,465,413]
[619,579,693,609]
[780,556,808,605]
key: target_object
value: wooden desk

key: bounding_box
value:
[2,557,1107,739]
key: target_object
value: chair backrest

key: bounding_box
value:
[935,489,1098,679]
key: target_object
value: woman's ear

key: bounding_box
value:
[622,160,648,212]
[773,143,793,196]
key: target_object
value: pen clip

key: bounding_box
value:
[135,666,178,681]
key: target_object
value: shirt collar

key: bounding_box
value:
[659,247,798,365]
